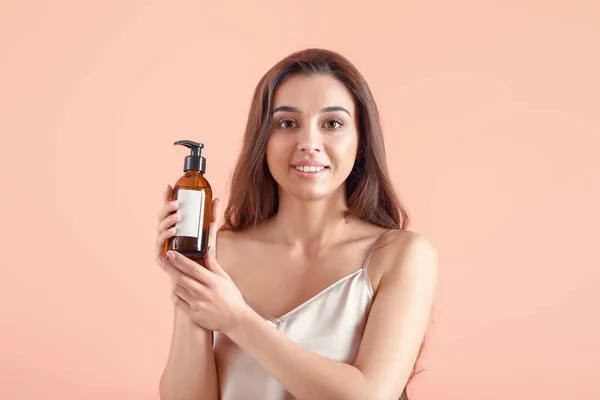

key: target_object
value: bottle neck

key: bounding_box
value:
[184,170,203,176]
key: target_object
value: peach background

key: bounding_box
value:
[1,1,598,399]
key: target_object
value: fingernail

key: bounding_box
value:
[167,251,175,259]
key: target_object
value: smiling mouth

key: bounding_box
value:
[293,165,328,173]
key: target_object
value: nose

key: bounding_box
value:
[297,126,323,153]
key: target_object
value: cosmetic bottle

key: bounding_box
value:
[167,140,212,261]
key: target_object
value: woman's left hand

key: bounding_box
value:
[161,247,250,334]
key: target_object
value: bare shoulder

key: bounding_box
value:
[380,230,438,261]
[214,228,256,274]
[378,229,439,285]
[214,229,241,255]
[215,229,236,250]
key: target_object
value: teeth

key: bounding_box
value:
[295,165,325,173]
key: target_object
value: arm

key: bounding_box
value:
[157,194,222,400]
[226,233,439,400]
[159,308,219,400]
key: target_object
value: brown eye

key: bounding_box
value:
[324,119,343,129]
[277,119,297,129]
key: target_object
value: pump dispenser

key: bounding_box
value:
[167,140,212,261]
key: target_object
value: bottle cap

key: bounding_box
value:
[174,140,206,173]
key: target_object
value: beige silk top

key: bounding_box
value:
[213,229,394,400]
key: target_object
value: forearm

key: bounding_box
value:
[159,308,219,400]
[227,310,369,400]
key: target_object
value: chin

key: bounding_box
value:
[292,189,331,202]
[280,182,345,203]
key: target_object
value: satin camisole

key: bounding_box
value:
[213,229,394,400]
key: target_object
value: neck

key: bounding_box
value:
[266,188,352,253]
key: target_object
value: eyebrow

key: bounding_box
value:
[273,105,352,117]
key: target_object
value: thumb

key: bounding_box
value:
[204,245,231,280]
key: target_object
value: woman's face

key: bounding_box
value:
[266,74,359,202]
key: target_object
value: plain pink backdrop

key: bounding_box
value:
[1,1,598,399]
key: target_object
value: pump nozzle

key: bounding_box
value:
[174,140,206,173]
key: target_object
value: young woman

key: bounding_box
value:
[155,48,438,400]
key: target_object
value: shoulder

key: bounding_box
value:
[385,230,438,265]
[214,229,246,259]
[214,228,258,275]
[379,229,439,288]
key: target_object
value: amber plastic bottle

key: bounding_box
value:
[167,140,212,262]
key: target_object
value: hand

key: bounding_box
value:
[154,184,219,264]
[154,185,250,334]
[154,184,181,263]
[163,247,250,335]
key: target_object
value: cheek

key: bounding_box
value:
[266,136,288,171]
[329,136,359,170]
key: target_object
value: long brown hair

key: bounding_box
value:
[221,48,426,399]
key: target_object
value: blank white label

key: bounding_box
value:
[174,189,205,238]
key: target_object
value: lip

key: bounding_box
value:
[290,160,328,167]
[289,165,329,180]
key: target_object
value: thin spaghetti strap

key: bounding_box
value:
[361,228,396,272]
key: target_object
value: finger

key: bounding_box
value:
[157,211,181,234]
[161,259,205,293]
[207,198,221,253]
[155,226,177,257]
[156,252,169,269]
[157,199,179,222]
[166,250,213,285]
[204,245,231,280]
[164,184,173,202]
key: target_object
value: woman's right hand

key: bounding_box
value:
[154,184,222,269]
[155,184,181,268]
